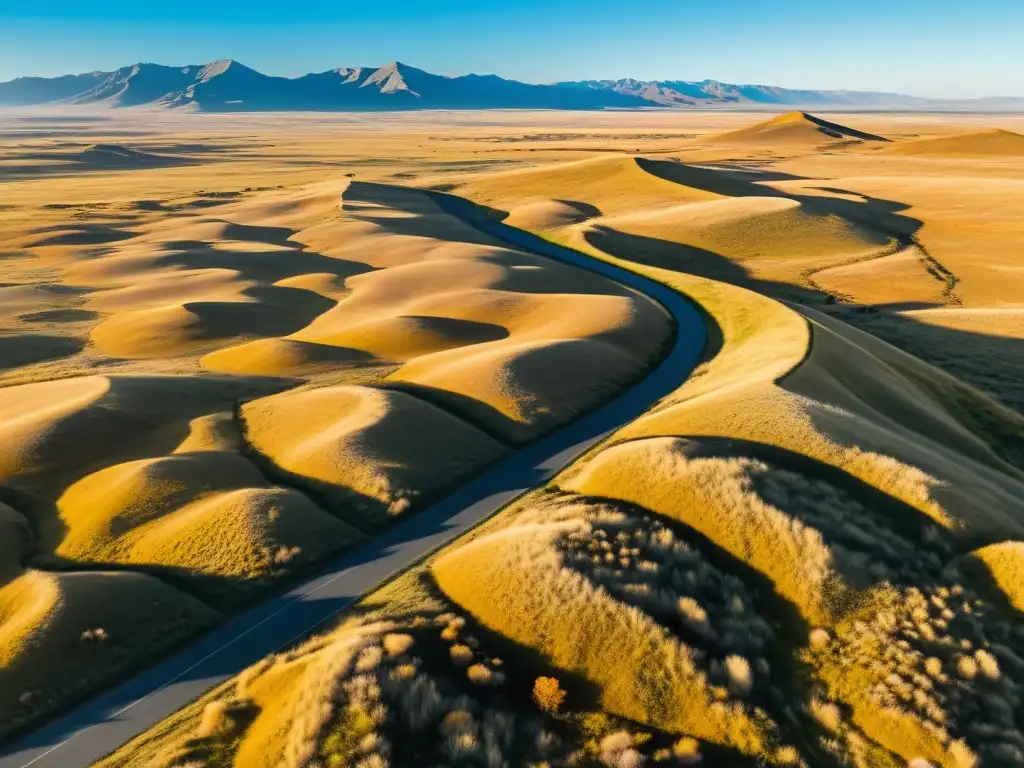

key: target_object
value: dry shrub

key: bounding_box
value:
[466,664,495,686]
[724,656,752,698]
[974,649,1000,680]
[195,700,228,738]
[382,633,414,657]
[280,625,389,768]
[672,736,702,765]
[563,441,844,625]
[809,628,831,650]
[433,521,769,755]
[449,644,474,667]
[533,677,566,714]
[949,739,979,768]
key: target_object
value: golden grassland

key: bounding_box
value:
[0,109,676,738]
[6,107,1024,766]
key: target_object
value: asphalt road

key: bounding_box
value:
[0,193,706,768]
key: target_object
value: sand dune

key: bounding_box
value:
[707,111,889,146]
[884,128,1024,156]
[242,385,509,526]
[201,337,382,377]
[58,460,363,605]
[0,374,288,510]
[458,155,715,218]
[502,198,599,229]
[812,246,947,305]
[0,569,218,736]
[577,194,888,282]
[90,288,334,358]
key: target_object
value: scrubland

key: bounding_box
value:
[5,107,1024,766]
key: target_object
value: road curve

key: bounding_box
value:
[0,190,706,768]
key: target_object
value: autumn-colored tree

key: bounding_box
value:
[533,676,567,714]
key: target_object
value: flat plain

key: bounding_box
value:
[2,106,1024,767]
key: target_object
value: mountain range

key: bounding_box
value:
[0,60,1017,112]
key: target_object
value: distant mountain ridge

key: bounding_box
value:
[0,60,1015,111]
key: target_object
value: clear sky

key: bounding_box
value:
[2,0,1022,98]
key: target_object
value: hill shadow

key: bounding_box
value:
[545,159,1024,467]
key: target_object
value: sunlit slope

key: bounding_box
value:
[0,569,218,738]
[447,146,1024,418]
[208,180,672,443]
[423,158,1024,766]
[882,129,1024,156]
[242,385,509,527]
[454,154,898,295]
[0,169,670,739]
[457,155,717,221]
[55,450,364,606]
[432,272,1024,767]
[705,111,890,147]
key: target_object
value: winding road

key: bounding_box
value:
[0,190,706,768]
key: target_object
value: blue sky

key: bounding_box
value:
[2,0,1022,97]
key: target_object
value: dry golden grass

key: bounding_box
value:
[242,384,509,526]
[882,129,1024,156]
[0,110,672,738]
[11,108,1024,766]
[0,569,218,738]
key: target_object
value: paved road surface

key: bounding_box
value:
[0,192,705,767]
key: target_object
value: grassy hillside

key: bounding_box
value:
[0,159,669,739]
[102,128,1024,766]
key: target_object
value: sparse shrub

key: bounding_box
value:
[672,736,702,765]
[440,710,475,736]
[724,655,753,697]
[355,756,389,768]
[533,677,566,714]
[809,628,831,650]
[356,645,384,672]
[390,663,417,680]
[80,627,109,642]
[775,745,800,765]
[957,655,978,680]
[975,649,1000,680]
[450,644,474,667]
[382,634,414,657]
[599,731,644,767]
[467,663,497,685]
[678,597,711,636]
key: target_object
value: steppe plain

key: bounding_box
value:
[2,106,1024,768]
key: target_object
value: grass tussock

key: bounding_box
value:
[432,506,775,758]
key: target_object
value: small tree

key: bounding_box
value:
[533,676,567,714]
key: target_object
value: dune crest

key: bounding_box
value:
[707,111,889,146]
[884,128,1024,156]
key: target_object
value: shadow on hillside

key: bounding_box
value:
[455,159,1023,468]
[564,432,1024,762]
